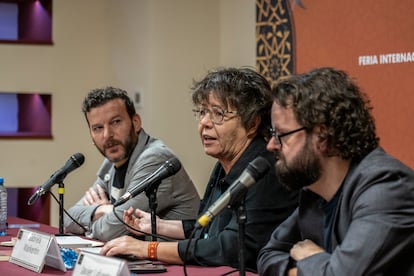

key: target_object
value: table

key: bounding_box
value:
[1,217,258,276]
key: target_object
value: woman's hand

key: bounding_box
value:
[123,207,156,236]
[100,235,147,258]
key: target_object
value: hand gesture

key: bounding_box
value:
[123,207,157,236]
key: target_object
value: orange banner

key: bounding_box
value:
[291,0,414,168]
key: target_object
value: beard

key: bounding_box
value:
[275,137,321,191]
[95,127,138,164]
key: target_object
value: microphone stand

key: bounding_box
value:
[235,197,247,276]
[57,181,65,235]
[145,180,160,241]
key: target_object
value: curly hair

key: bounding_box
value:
[82,86,136,118]
[191,67,272,138]
[272,67,379,161]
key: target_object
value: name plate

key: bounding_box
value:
[73,251,130,276]
[9,228,66,273]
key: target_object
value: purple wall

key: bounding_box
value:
[0,0,52,42]
[19,1,52,41]
[0,92,51,136]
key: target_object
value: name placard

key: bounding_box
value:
[9,228,66,273]
[73,251,129,276]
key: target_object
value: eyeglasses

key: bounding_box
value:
[268,126,306,147]
[192,106,238,125]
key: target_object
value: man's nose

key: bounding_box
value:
[103,126,114,139]
[266,136,281,152]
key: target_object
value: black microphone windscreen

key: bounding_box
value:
[71,152,85,168]
[165,157,181,174]
[248,156,271,180]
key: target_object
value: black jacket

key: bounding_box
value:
[178,135,299,271]
[258,148,414,275]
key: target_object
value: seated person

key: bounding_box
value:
[100,67,299,271]
[64,87,200,241]
[257,67,414,276]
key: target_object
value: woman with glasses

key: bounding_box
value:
[101,67,299,271]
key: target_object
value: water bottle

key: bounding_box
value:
[0,177,7,236]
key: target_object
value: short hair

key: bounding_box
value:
[82,86,136,118]
[191,67,272,138]
[272,67,379,161]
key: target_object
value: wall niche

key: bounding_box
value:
[0,0,53,45]
[0,92,52,139]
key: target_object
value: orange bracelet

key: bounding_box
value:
[148,241,160,261]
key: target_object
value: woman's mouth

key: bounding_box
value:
[202,135,216,145]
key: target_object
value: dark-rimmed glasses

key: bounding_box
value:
[192,106,238,125]
[269,126,306,147]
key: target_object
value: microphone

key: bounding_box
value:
[28,153,85,205]
[196,156,271,228]
[113,157,182,207]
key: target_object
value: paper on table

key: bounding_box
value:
[0,237,17,247]
[79,247,102,254]
[0,249,11,261]
[0,239,16,247]
[55,236,104,248]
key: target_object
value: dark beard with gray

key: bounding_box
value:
[274,139,321,191]
[96,126,138,163]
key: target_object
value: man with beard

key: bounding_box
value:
[257,67,414,276]
[64,87,200,241]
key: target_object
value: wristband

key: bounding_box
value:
[148,241,160,261]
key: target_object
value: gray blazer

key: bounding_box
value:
[258,147,414,275]
[64,129,200,241]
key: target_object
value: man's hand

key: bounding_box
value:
[83,185,110,206]
[290,239,324,261]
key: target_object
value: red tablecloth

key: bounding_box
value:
[0,217,258,276]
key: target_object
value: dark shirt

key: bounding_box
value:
[111,161,129,203]
[321,185,342,253]
[178,135,299,271]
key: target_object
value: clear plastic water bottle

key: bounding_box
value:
[0,177,7,236]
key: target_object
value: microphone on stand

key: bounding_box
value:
[195,156,271,228]
[113,157,181,207]
[28,153,85,205]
